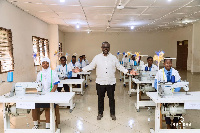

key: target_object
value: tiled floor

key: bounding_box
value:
[0,70,200,133]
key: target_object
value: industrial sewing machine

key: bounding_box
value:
[158,81,189,122]
[57,71,66,80]
[158,81,189,98]
[6,82,42,116]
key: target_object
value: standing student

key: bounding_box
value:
[154,57,181,129]
[32,58,60,129]
[73,41,137,120]
[56,56,72,92]
[141,56,158,71]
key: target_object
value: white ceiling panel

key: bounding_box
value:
[6,0,200,32]
[127,0,155,6]
[80,0,116,6]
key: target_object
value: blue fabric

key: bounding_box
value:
[68,71,72,79]
[54,81,60,85]
[174,79,181,92]
[167,72,171,82]
[154,79,158,90]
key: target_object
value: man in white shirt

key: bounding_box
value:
[141,56,158,71]
[74,41,137,120]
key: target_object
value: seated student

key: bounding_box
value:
[56,56,72,92]
[122,54,129,67]
[32,57,60,129]
[154,57,181,129]
[138,56,144,66]
[68,55,80,79]
[130,55,137,66]
[78,56,86,69]
[68,55,80,69]
[82,55,89,65]
[141,56,158,71]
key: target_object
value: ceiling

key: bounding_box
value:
[7,0,200,32]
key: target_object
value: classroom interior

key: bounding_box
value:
[1,0,200,133]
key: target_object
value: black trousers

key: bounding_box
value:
[165,114,182,125]
[96,83,115,115]
[57,84,69,92]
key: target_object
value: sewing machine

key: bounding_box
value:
[158,81,189,98]
[10,82,42,97]
[161,103,186,117]
[57,71,66,80]
[4,82,42,117]
[0,82,76,133]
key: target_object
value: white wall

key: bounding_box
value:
[0,0,49,95]
[59,30,65,57]
[64,27,192,69]
[167,25,193,70]
[191,22,200,72]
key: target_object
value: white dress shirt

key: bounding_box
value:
[82,53,128,85]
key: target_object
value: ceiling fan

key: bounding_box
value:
[117,0,137,10]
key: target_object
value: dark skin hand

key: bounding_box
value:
[164,59,172,71]
[147,58,153,67]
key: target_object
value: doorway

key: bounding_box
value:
[176,40,188,70]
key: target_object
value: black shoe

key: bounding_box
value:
[97,114,103,120]
[110,114,116,120]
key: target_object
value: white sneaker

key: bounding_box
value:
[32,125,39,129]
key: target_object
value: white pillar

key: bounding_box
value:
[191,22,200,73]
[48,24,59,70]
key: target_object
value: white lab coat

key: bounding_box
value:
[155,67,181,82]
[36,68,60,93]
[56,64,72,77]
[141,63,158,71]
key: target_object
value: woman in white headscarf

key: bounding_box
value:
[32,57,60,129]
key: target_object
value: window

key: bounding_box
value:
[0,27,14,73]
[32,36,49,66]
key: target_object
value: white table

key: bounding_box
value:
[127,74,137,95]
[132,78,156,112]
[77,72,91,87]
[0,92,75,133]
[58,79,85,95]
[146,91,200,133]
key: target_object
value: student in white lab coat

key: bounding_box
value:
[68,55,80,79]
[78,56,86,69]
[122,54,129,67]
[68,55,80,69]
[154,57,181,129]
[141,56,158,71]
[138,56,144,66]
[82,55,89,65]
[32,57,60,129]
[56,56,72,92]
